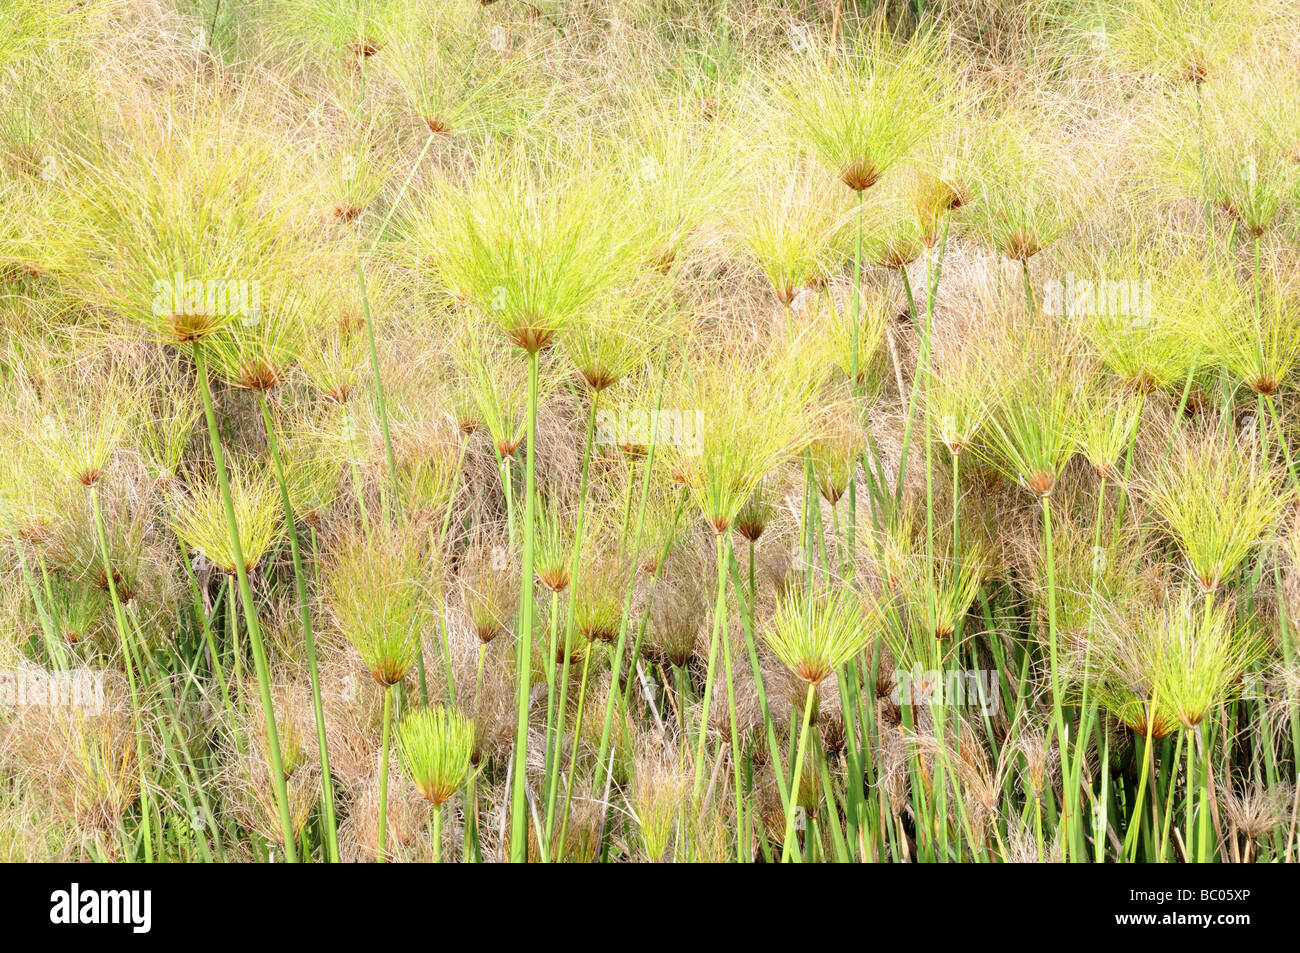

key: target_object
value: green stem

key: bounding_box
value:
[509,349,540,862]
[258,393,337,862]
[691,536,727,798]
[195,346,297,862]
[432,801,443,864]
[90,484,153,861]
[378,684,392,862]
[716,534,744,861]
[543,589,569,858]
[1123,694,1160,861]
[727,545,792,825]
[544,394,600,855]
[847,190,864,573]
[781,681,817,862]
[894,215,951,507]
[591,366,670,798]
[1185,726,1195,862]
[951,451,961,569]
[1041,493,1068,861]
[438,439,469,548]
[556,641,593,854]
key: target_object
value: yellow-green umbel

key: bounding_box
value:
[762,586,875,861]
[421,142,653,863]
[764,587,871,688]
[774,24,953,198]
[327,528,430,861]
[399,706,475,862]
[1083,590,1263,861]
[1140,428,1291,596]
[328,530,428,686]
[171,463,284,575]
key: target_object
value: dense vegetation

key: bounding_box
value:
[2,0,1300,863]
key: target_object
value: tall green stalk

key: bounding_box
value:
[590,363,669,801]
[377,683,392,861]
[194,346,298,862]
[692,531,730,797]
[1040,493,1068,861]
[847,189,865,571]
[509,350,541,862]
[894,215,950,506]
[258,392,338,863]
[431,800,444,864]
[90,484,154,861]
[543,393,599,856]
[715,533,744,861]
[782,681,817,863]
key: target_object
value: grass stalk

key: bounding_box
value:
[194,346,297,862]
